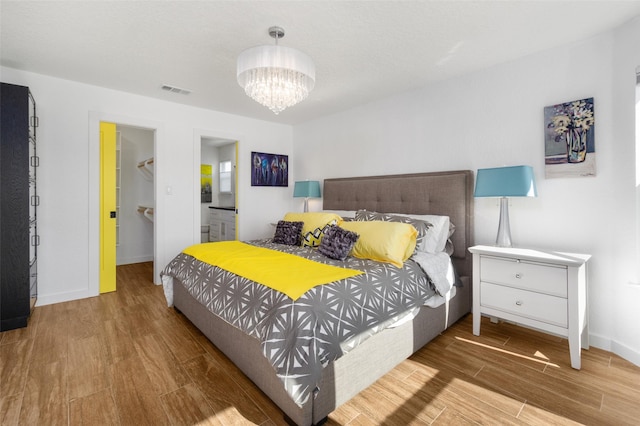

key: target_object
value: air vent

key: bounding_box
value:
[161,84,192,95]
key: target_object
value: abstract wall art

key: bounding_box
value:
[251,151,288,187]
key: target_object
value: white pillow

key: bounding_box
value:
[321,210,357,220]
[391,213,452,253]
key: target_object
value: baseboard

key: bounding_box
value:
[35,287,98,307]
[588,332,612,351]
[36,258,154,307]
[116,255,154,266]
[487,325,640,368]
[589,332,640,367]
[611,340,640,367]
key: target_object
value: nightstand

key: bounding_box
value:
[469,245,591,369]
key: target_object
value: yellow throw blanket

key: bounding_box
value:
[183,241,363,300]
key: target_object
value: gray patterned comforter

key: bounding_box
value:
[160,239,438,407]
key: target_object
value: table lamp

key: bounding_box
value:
[293,180,321,212]
[474,166,537,247]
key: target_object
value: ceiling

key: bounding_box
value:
[2,1,639,125]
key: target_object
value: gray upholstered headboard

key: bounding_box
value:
[323,170,474,280]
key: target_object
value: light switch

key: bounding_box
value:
[166,185,172,195]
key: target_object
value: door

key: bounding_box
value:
[100,121,117,293]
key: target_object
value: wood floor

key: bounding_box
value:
[2,262,639,425]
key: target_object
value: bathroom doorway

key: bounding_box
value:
[200,137,237,243]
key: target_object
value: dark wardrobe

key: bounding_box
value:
[1,82,39,331]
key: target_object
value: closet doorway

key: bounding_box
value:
[200,137,237,243]
[116,125,155,268]
[92,113,160,297]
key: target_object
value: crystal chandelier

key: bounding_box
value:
[237,26,315,115]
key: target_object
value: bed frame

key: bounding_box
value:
[173,170,474,425]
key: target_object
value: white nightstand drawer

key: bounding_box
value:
[480,282,568,327]
[480,256,567,297]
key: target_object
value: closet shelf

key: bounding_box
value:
[137,205,154,222]
[136,157,154,180]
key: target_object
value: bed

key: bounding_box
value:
[161,170,474,425]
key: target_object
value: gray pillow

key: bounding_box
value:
[273,220,303,246]
[318,225,359,261]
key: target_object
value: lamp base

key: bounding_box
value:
[303,198,309,213]
[495,197,512,247]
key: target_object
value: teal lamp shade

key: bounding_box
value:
[474,165,537,198]
[474,166,537,247]
[293,180,321,212]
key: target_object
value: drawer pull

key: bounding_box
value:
[515,273,522,279]
[515,300,523,306]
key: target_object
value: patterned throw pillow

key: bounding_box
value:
[318,225,359,261]
[355,210,432,255]
[273,220,304,246]
[283,212,342,248]
[301,219,339,247]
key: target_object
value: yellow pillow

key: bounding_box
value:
[340,221,417,268]
[283,212,342,248]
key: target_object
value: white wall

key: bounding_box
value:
[0,67,294,306]
[610,17,640,365]
[293,19,640,365]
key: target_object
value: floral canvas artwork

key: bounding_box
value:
[544,97,595,178]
